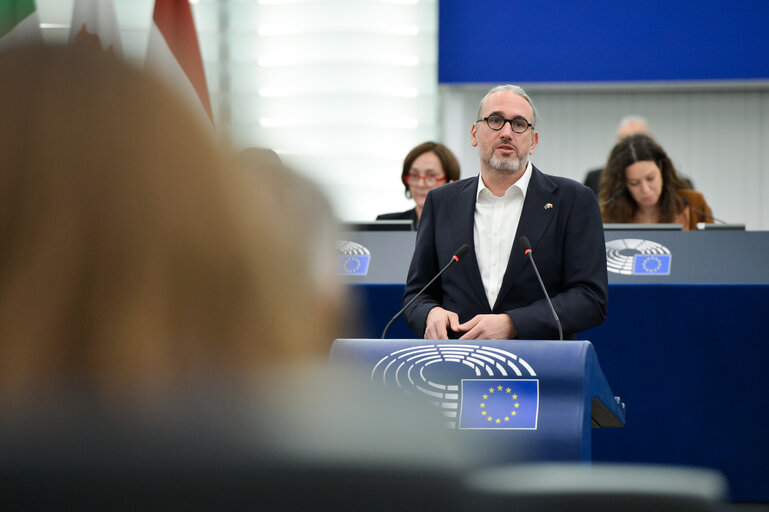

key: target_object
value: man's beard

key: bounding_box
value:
[486,149,526,174]
[489,154,523,173]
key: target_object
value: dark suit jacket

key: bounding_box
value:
[403,166,608,340]
[377,208,418,230]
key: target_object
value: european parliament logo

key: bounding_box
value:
[458,379,539,430]
[337,240,370,276]
[605,238,672,276]
[370,344,538,429]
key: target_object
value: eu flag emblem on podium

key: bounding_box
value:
[458,379,539,430]
[633,254,671,275]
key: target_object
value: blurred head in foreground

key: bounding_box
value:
[0,45,340,410]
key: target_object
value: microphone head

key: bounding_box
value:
[519,236,531,252]
[454,244,471,260]
[603,189,623,206]
[683,196,690,207]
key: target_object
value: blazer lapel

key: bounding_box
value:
[450,176,490,311]
[493,166,558,310]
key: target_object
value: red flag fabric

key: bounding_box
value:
[146,0,212,123]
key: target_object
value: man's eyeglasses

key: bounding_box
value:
[476,115,533,134]
[405,174,446,187]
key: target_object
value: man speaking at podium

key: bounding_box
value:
[402,85,608,341]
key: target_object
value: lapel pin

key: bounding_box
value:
[544,203,553,210]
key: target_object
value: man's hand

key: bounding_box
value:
[424,307,461,339]
[457,314,517,340]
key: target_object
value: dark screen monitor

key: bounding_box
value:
[603,223,683,231]
[341,220,414,232]
[696,223,746,231]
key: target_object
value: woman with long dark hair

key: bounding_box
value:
[598,134,712,230]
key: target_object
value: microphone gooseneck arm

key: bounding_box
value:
[683,197,727,225]
[519,236,563,341]
[381,244,471,339]
[602,188,623,207]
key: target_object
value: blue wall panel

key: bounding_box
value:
[439,0,769,84]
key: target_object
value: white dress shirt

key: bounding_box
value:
[474,161,533,309]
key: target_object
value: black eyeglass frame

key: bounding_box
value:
[476,115,534,134]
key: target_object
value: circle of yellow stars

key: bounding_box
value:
[641,255,662,273]
[343,256,361,273]
[480,384,521,424]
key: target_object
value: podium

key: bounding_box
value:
[330,339,624,462]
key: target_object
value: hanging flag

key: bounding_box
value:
[0,0,42,50]
[68,0,123,57]
[146,0,213,124]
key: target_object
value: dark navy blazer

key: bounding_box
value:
[402,166,608,340]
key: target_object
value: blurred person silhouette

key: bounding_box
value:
[237,146,344,346]
[238,146,283,168]
[0,46,465,510]
[583,115,693,196]
[599,134,712,230]
[0,47,335,410]
[377,141,461,229]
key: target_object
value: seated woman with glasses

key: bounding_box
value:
[377,141,461,229]
[599,134,713,230]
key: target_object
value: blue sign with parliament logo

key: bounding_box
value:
[337,240,371,276]
[458,379,539,430]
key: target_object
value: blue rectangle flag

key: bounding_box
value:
[458,379,539,430]
[632,254,671,275]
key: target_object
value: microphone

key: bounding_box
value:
[602,189,623,207]
[519,236,563,341]
[381,244,471,339]
[683,197,727,224]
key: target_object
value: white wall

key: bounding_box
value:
[443,84,769,230]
